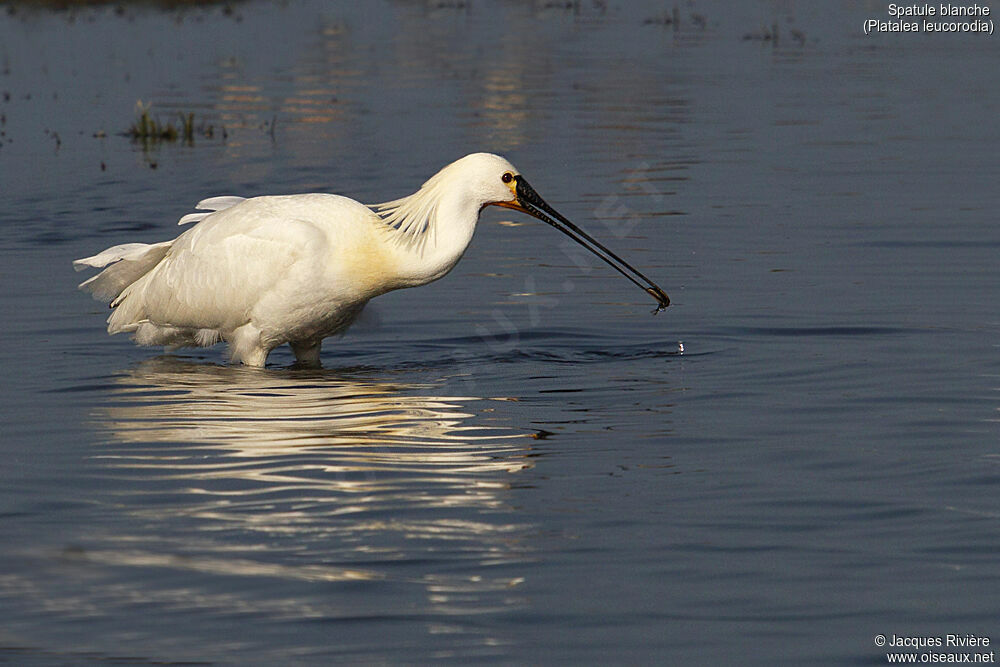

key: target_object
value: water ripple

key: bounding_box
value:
[28,356,538,655]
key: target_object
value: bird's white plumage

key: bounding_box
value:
[177,196,247,226]
[75,153,522,367]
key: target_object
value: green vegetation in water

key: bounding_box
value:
[126,101,217,145]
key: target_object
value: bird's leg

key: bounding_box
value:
[240,348,269,368]
[229,323,269,367]
[290,340,322,367]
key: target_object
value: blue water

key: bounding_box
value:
[1,1,998,664]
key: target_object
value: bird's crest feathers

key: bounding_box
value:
[371,168,456,252]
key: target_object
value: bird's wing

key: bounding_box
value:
[177,195,247,225]
[119,199,328,333]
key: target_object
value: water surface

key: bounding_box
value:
[1,1,998,663]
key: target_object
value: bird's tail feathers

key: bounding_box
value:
[74,241,173,303]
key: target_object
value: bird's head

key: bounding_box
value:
[453,152,670,312]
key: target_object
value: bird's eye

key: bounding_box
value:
[501,172,513,184]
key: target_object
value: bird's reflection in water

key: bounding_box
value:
[86,357,534,630]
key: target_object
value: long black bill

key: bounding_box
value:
[512,175,670,312]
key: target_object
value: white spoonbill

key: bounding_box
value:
[74,153,669,367]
